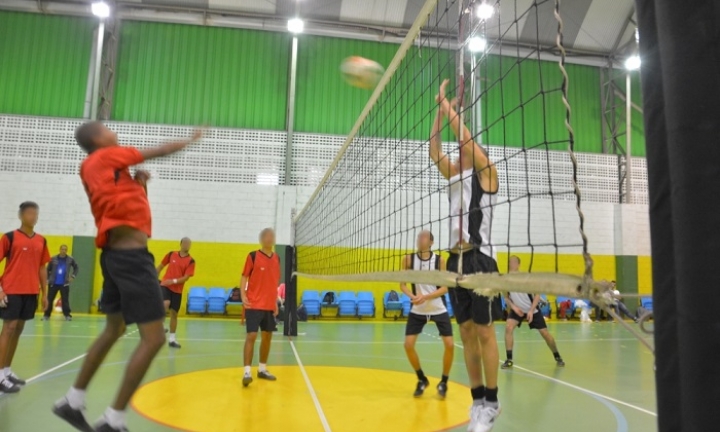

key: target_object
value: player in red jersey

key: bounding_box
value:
[0,201,51,394]
[240,228,281,387]
[157,237,196,348]
[53,121,202,432]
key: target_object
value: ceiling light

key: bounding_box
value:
[476,2,495,20]
[91,2,110,18]
[468,36,487,53]
[288,18,304,34]
[624,55,641,71]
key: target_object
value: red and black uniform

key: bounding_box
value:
[81,145,164,324]
[242,251,280,333]
[0,230,51,321]
[160,251,196,312]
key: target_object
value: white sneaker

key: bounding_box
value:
[472,404,502,432]
[467,403,484,432]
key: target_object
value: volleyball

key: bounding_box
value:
[340,56,384,89]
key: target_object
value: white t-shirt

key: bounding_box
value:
[508,292,535,314]
[409,253,447,316]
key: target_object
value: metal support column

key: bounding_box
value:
[90,19,106,120]
[625,72,633,203]
[284,36,299,186]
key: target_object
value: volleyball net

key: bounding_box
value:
[293,0,608,303]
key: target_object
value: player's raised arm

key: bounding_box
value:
[437,79,498,191]
[429,107,457,180]
[140,129,204,161]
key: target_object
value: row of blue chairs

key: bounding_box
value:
[301,291,375,319]
[381,292,456,320]
[186,287,242,315]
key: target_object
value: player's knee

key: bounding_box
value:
[442,337,454,350]
[246,333,258,343]
[404,338,415,351]
[1,320,19,334]
[458,321,475,341]
[475,325,496,344]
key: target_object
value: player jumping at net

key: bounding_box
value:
[157,237,196,349]
[240,228,281,387]
[430,79,501,432]
[400,230,454,399]
[502,256,565,369]
[53,121,202,432]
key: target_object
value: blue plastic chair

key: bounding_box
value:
[444,293,454,318]
[383,292,403,319]
[226,288,242,305]
[186,287,208,315]
[320,290,339,306]
[337,291,357,316]
[399,293,412,317]
[539,294,551,317]
[356,291,375,318]
[641,296,653,312]
[302,290,321,318]
[207,287,227,314]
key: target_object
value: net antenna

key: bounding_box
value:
[293,0,615,309]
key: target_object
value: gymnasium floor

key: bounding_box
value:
[0,316,656,432]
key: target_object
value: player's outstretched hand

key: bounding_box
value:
[435,79,450,104]
[190,128,204,142]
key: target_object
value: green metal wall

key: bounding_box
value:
[113,22,290,130]
[480,56,602,153]
[0,11,94,117]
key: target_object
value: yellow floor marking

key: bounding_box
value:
[132,366,470,432]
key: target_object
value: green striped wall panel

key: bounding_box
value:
[113,22,290,130]
[0,11,94,117]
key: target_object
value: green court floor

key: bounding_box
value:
[0,316,656,432]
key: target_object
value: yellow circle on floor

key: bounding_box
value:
[132,366,470,432]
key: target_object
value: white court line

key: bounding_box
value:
[289,340,332,432]
[26,328,140,384]
[423,332,657,417]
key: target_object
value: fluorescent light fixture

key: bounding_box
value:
[468,36,487,53]
[256,173,280,185]
[476,2,495,20]
[287,18,304,34]
[625,55,641,71]
[91,1,110,18]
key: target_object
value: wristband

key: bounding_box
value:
[173,278,178,284]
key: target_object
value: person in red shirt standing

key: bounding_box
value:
[0,201,51,394]
[157,237,196,348]
[53,121,202,432]
[240,228,281,387]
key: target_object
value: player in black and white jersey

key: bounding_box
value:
[430,79,501,432]
[400,230,454,399]
[502,256,565,369]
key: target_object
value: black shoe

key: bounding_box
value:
[42,316,50,321]
[413,379,429,397]
[556,359,566,367]
[94,420,129,432]
[501,360,514,369]
[437,381,448,398]
[168,341,181,349]
[52,398,93,432]
[7,373,26,386]
[0,378,20,393]
[257,370,277,381]
[242,374,253,387]
[65,316,72,322]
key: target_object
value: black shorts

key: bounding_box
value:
[405,312,453,337]
[507,309,547,330]
[162,287,183,312]
[447,249,503,325]
[0,294,38,321]
[100,248,165,325]
[245,309,277,333]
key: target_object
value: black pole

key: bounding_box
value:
[283,245,298,337]
[635,0,720,430]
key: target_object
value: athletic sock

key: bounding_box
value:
[471,385,486,404]
[3,367,11,377]
[0,369,6,379]
[66,387,86,409]
[169,333,177,343]
[259,363,268,372]
[485,387,499,407]
[244,366,251,375]
[103,407,126,429]
[506,350,513,361]
[553,351,562,361]
[441,375,449,384]
[415,369,427,382]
